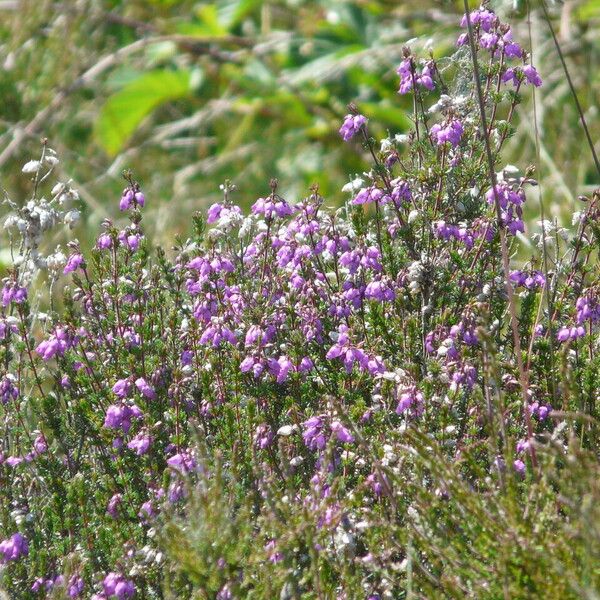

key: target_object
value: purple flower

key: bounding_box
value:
[330,420,354,443]
[576,295,600,324]
[135,377,156,400]
[502,65,542,88]
[365,278,395,303]
[302,416,326,451]
[107,493,122,518]
[254,424,274,449]
[102,572,135,599]
[112,378,132,398]
[97,233,113,249]
[351,186,388,206]
[0,374,19,404]
[397,58,436,94]
[127,432,151,455]
[119,189,134,211]
[390,179,412,206]
[265,539,283,563]
[35,327,72,361]
[513,459,526,476]
[339,113,367,141]
[267,355,295,384]
[395,386,424,416]
[103,404,143,433]
[326,325,369,373]
[33,433,48,454]
[557,325,585,342]
[68,575,84,597]
[1,283,27,307]
[251,196,294,219]
[138,500,156,520]
[167,450,197,474]
[123,232,142,251]
[523,64,542,87]
[430,120,464,147]
[0,533,28,563]
[461,8,496,32]
[64,253,84,274]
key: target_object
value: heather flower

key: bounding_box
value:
[395,386,424,416]
[365,278,395,302]
[430,120,464,147]
[1,282,27,306]
[119,189,134,211]
[68,575,84,598]
[97,233,113,249]
[251,196,294,219]
[127,432,151,455]
[576,295,600,324]
[254,424,274,449]
[33,433,48,454]
[167,450,197,474]
[302,416,326,451]
[502,65,542,88]
[397,58,435,94]
[63,253,84,274]
[265,539,283,563]
[326,325,369,373]
[339,113,367,141]
[450,363,478,392]
[112,379,132,398]
[509,270,545,290]
[351,186,389,205]
[102,572,135,599]
[0,533,28,563]
[106,493,122,518]
[119,231,142,251]
[523,64,543,86]
[513,459,526,476]
[390,179,411,206]
[135,377,156,400]
[199,321,237,347]
[103,403,143,433]
[35,327,72,361]
[330,420,354,443]
[557,326,585,342]
[461,7,496,32]
[138,500,156,520]
[267,355,295,383]
[502,30,522,58]
[0,374,19,404]
[529,401,551,420]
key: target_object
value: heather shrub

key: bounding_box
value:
[0,4,599,599]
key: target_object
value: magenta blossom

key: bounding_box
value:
[339,113,367,141]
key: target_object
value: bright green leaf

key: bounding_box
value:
[95,69,197,156]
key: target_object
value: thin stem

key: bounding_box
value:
[540,0,600,178]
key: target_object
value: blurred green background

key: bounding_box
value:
[0,0,599,247]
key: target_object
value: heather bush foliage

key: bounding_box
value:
[1,4,599,599]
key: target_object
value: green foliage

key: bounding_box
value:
[95,69,201,156]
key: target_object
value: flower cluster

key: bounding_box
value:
[0,6,596,600]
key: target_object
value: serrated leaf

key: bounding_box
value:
[95,69,197,156]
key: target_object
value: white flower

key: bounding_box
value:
[277,424,297,436]
[22,160,41,174]
[63,209,80,229]
[341,177,364,194]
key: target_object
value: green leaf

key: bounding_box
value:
[95,69,198,156]
[359,101,410,130]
